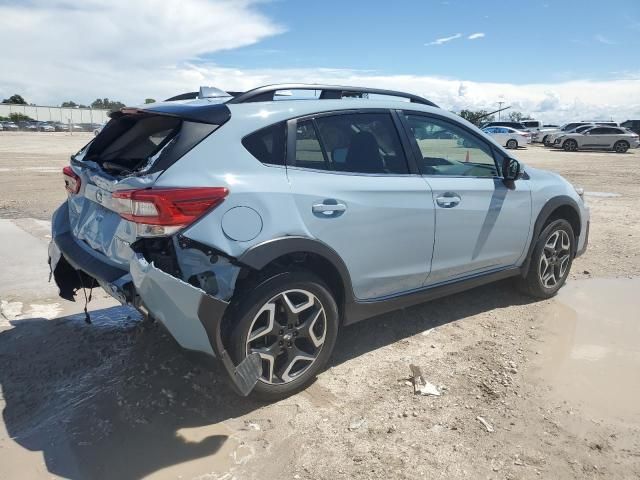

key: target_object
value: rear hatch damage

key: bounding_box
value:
[49,101,262,395]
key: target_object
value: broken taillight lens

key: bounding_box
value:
[111,187,229,231]
[62,166,81,194]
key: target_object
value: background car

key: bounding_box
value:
[621,120,640,135]
[544,124,595,145]
[482,121,528,131]
[482,126,531,149]
[540,121,618,145]
[1,121,19,131]
[553,126,639,152]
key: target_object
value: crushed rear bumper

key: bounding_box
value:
[49,204,261,396]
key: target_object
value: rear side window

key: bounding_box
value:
[308,113,409,174]
[242,122,286,165]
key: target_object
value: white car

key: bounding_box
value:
[93,122,107,136]
[482,126,531,149]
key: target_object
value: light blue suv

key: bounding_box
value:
[49,84,589,399]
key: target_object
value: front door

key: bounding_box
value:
[285,111,435,300]
[401,112,532,284]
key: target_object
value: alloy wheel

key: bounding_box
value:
[245,289,327,384]
[614,141,628,153]
[538,229,571,288]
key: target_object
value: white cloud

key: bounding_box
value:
[595,34,616,45]
[426,33,462,46]
[0,0,283,102]
[467,32,485,40]
[0,1,637,123]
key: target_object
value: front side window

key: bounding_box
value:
[292,112,409,174]
[404,114,498,177]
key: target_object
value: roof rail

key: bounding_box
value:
[225,83,439,107]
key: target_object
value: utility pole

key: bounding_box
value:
[497,101,505,120]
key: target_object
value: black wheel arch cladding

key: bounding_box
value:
[521,195,581,277]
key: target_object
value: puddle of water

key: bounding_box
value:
[538,278,640,424]
[584,191,621,198]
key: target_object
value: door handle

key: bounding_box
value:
[435,193,461,208]
[312,202,347,214]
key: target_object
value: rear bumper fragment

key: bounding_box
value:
[50,204,261,395]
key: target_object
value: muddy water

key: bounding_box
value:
[537,278,640,424]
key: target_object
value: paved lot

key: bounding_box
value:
[1,133,639,479]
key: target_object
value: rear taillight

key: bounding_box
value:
[62,166,81,194]
[111,187,228,235]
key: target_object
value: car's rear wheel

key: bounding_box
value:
[228,271,339,400]
[543,135,551,146]
[518,219,575,299]
[563,139,578,152]
[613,140,629,153]
[506,139,518,149]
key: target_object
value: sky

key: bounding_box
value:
[0,0,639,122]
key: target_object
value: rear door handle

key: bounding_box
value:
[312,202,347,214]
[435,193,461,208]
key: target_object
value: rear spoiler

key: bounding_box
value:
[110,102,231,125]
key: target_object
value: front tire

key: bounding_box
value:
[519,219,575,299]
[228,271,339,400]
[613,140,629,153]
[563,139,578,152]
[506,139,518,149]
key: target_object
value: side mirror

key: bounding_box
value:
[502,157,521,182]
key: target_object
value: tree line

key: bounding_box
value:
[2,94,156,111]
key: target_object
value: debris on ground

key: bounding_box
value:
[409,364,441,396]
[348,417,367,431]
[476,416,495,433]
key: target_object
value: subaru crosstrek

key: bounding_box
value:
[49,84,590,399]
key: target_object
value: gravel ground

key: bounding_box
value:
[0,133,639,479]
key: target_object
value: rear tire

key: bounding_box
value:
[543,135,551,146]
[613,140,629,153]
[518,219,575,299]
[228,270,339,400]
[506,139,518,149]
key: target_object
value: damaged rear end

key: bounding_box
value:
[48,100,261,395]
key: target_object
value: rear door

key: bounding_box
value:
[581,127,608,148]
[285,110,435,300]
[400,112,532,284]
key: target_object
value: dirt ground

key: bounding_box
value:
[0,132,639,479]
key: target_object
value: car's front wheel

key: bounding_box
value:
[563,139,578,152]
[613,140,629,153]
[228,271,339,400]
[519,219,575,298]
[506,139,518,149]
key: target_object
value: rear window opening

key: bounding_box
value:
[83,114,182,176]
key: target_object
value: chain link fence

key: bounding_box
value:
[0,103,110,124]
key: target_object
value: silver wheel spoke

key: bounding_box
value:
[281,290,315,314]
[247,303,276,342]
[281,354,315,383]
[246,288,327,385]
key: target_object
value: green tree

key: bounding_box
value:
[508,111,524,122]
[458,109,495,126]
[61,101,78,107]
[2,94,27,105]
[91,98,126,111]
[9,113,33,121]
[144,98,156,104]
